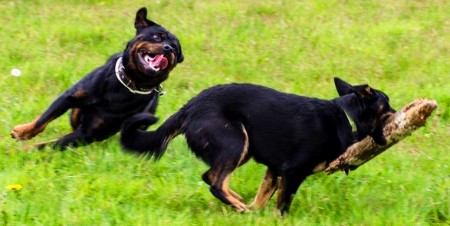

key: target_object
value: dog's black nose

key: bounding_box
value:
[163,44,174,53]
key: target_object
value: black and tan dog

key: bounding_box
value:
[10,7,183,149]
[120,78,395,215]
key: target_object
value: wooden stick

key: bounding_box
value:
[324,98,438,175]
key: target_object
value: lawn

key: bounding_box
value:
[0,0,448,225]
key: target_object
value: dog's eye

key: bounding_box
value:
[152,34,162,42]
[151,33,167,42]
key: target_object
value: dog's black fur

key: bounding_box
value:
[11,7,183,149]
[120,78,395,215]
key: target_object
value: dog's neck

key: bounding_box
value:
[333,95,359,134]
[115,57,165,95]
[343,110,357,132]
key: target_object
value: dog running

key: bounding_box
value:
[11,7,183,149]
[120,77,395,215]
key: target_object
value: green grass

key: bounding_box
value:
[1,0,449,225]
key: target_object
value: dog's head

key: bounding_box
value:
[334,77,395,145]
[122,7,184,87]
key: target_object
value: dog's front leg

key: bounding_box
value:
[11,93,75,141]
[137,93,159,131]
[276,171,308,216]
[142,93,159,115]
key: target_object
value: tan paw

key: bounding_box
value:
[11,121,42,141]
[234,204,251,213]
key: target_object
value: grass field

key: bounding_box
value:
[0,0,449,225]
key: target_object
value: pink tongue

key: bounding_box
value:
[151,54,168,70]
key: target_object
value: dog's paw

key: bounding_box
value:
[234,204,251,213]
[11,121,41,141]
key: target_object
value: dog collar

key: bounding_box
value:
[115,57,165,95]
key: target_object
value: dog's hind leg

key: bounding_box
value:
[34,114,110,150]
[204,124,251,202]
[202,169,244,203]
[249,168,280,209]
[33,129,94,150]
[193,122,250,212]
[206,166,249,212]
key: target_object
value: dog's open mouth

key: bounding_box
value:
[138,50,169,72]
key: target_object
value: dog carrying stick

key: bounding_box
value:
[324,98,438,175]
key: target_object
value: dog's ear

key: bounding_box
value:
[135,7,158,31]
[334,77,354,96]
[353,85,375,99]
[177,45,184,63]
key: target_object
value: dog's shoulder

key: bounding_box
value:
[65,53,122,96]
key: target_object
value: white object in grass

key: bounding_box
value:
[11,68,21,77]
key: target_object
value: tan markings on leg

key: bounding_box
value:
[312,161,328,173]
[219,173,249,213]
[70,108,81,130]
[275,177,286,213]
[69,88,87,130]
[237,124,250,166]
[221,125,251,202]
[229,188,244,202]
[207,168,244,202]
[250,169,279,209]
[206,170,217,185]
[11,117,49,141]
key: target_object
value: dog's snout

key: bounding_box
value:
[380,111,395,124]
[163,44,174,53]
[389,106,396,113]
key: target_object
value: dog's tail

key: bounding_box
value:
[120,112,183,160]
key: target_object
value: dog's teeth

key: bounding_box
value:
[144,55,151,63]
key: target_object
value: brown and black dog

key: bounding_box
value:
[120,78,395,215]
[11,7,183,150]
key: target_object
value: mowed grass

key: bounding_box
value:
[0,0,449,225]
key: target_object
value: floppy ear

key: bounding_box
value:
[134,7,158,32]
[334,77,354,96]
[177,45,184,63]
[353,85,374,99]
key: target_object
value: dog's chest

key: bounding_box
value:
[105,91,151,108]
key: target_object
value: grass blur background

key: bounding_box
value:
[0,0,448,225]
